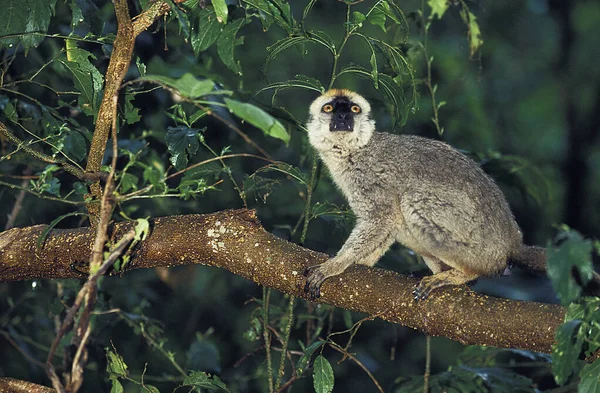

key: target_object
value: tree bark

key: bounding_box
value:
[0,209,564,354]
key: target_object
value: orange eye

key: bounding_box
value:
[322,104,334,113]
[351,105,361,113]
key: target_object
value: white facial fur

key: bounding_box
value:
[306,89,376,157]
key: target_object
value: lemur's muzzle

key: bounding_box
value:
[330,111,354,132]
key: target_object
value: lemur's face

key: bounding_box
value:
[308,89,372,133]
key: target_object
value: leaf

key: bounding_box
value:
[353,11,366,25]
[460,9,483,57]
[141,385,159,393]
[62,129,88,162]
[337,65,409,125]
[119,173,138,193]
[0,0,57,51]
[129,219,148,244]
[253,162,308,186]
[187,336,221,373]
[123,93,141,125]
[546,229,594,305]
[264,36,311,73]
[109,379,124,393]
[307,30,336,54]
[167,0,190,39]
[296,341,325,377]
[370,38,413,78]
[313,355,334,393]
[295,74,325,92]
[224,98,289,145]
[366,0,392,32]
[191,9,223,55]
[106,348,128,378]
[165,126,201,170]
[428,0,449,19]
[37,212,88,248]
[182,371,230,392]
[216,18,245,75]
[244,0,291,33]
[60,46,104,116]
[579,360,600,393]
[552,320,584,385]
[212,0,228,23]
[32,165,62,196]
[136,73,214,99]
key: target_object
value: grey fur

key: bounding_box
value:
[304,89,540,300]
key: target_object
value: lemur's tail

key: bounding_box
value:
[510,245,546,274]
[511,244,600,294]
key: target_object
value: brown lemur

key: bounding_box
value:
[303,89,547,301]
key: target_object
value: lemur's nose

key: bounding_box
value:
[335,112,349,121]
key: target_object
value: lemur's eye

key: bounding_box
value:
[351,105,361,113]
[322,104,334,113]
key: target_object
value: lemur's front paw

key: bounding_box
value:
[303,265,326,300]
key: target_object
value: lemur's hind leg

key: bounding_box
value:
[413,268,480,301]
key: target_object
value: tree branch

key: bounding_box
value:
[0,209,565,354]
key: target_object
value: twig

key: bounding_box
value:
[328,342,384,393]
[263,287,274,393]
[0,330,46,369]
[423,335,431,393]
[4,169,29,230]
[0,121,85,179]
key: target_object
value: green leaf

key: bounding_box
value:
[367,0,392,32]
[143,165,166,193]
[579,360,600,393]
[307,30,336,54]
[553,320,584,385]
[224,98,289,145]
[212,0,228,23]
[337,65,409,125]
[141,385,159,393]
[135,218,150,241]
[244,0,293,33]
[106,348,128,378]
[0,0,57,51]
[216,18,245,75]
[370,38,413,78]
[187,336,221,373]
[253,162,308,186]
[109,379,124,393]
[460,9,483,57]
[60,46,104,116]
[353,11,366,25]
[313,355,334,393]
[167,0,190,38]
[191,10,223,55]
[119,173,138,193]
[123,93,141,125]
[428,0,449,19]
[182,371,230,392]
[62,130,88,162]
[37,212,88,248]
[31,165,62,196]
[296,341,325,376]
[295,75,325,92]
[136,73,214,99]
[546,229,594,305]
[165,126,201,170]
[264,36,311,73]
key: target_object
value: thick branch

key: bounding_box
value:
[0,209,565,353]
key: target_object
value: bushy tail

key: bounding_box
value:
[510,245,546,273]
[511,244,600,293]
